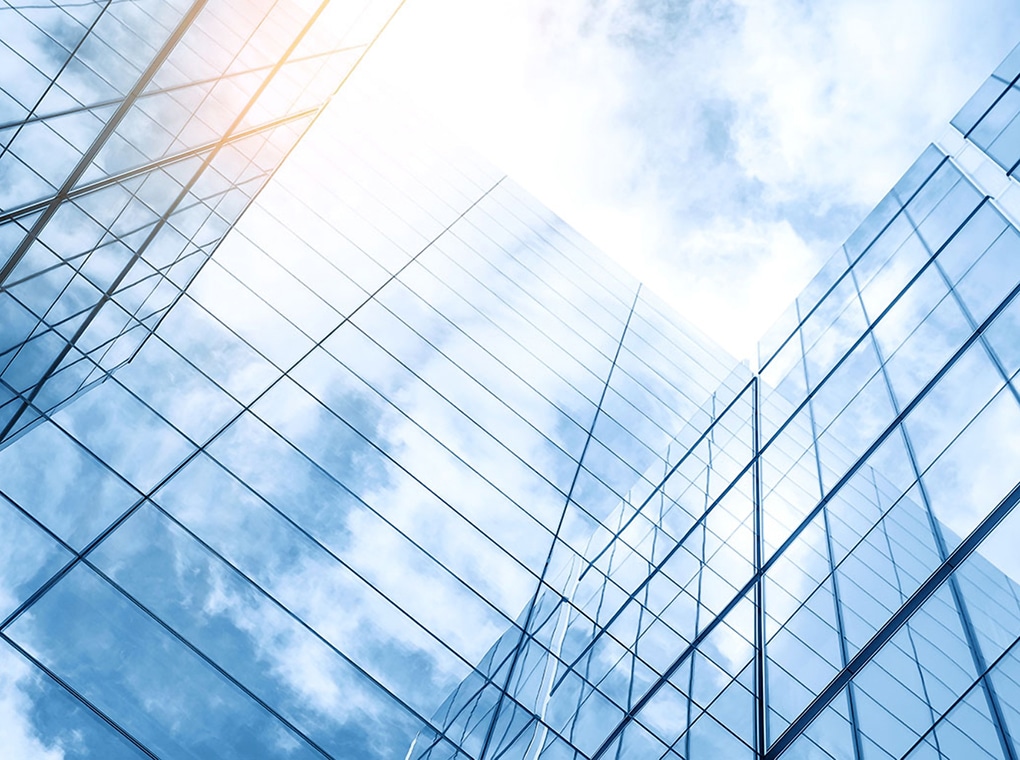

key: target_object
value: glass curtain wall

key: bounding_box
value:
[412,45,1020,760]
[0,0,402,442]
[2,6,1020,759]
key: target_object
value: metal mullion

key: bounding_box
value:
[753,376,769,759]
[768,476,1020,759]
[873,472,947,759]
[553,533,702,689]
[392,252,614,442]
[0,530,92,632]
[0,45,356,134]
[859,205,1019,760]
[0,632,160,759]
[758,155,951,376]
[133,0,411,363]
[589,266,1020,760]
[555,417,758,694]
[132,499,495,755]
[620,450,750,579]
[442,216,622,379]
[630,480,666,720]
[477,286,641,760]
[80,559,335,759]
[959,71,1020,140]
[494,182,633,313]
[565,507,627,753]
[455,212,702,425]
[684,421,714,759]
[796,291,864,760]
[902,197,1020,406]
[0,0,210,285]
[6,230,102,281]
[578,378,755,583]
[899,628,1020,760]
[0,105,318,228]
[0,0,114,165]
[18,286,140,362]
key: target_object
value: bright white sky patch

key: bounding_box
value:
[356,0,1020,361]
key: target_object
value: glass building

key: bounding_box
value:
[2,4,1020,759]
[0,0,403,442]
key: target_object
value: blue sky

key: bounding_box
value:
[361,0,1020,360]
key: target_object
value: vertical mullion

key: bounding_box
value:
[753,375,767,759]
[848,215,1019,760]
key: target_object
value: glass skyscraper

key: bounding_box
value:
[2,4,1020,760]
[0,0,403,442]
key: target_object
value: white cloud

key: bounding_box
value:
[353,0,1020,359]
[0,646,64,760]
[723,0,1001,206]
[642,217,820,363]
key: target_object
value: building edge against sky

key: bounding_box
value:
[405,37,1020,756]
[3,5,1020,760]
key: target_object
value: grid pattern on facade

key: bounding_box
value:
[0,0,403,444]
[2,7,1020,760]
[0,79,745,758]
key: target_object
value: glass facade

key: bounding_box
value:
[2,5,1020,759]
[0,0,403,442]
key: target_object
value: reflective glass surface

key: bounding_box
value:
[3,8,1020,760]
